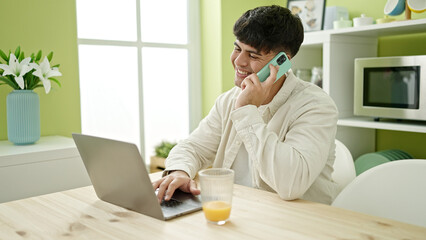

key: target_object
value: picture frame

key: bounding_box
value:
[287,0,326,32]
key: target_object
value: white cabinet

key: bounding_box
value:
[0,136,90,203]
[291,18,426,159]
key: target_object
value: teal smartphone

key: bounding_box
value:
[256,52,291,83]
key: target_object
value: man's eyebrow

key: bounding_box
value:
[233,42,262,56]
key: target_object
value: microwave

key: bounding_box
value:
[354,55,426,121]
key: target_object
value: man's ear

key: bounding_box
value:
[281,49,291,60]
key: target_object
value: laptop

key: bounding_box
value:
[72,133,202,220]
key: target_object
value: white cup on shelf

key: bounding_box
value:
[333,17,352,29]
[353,14,374,27]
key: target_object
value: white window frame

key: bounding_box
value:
[77,0,201,159]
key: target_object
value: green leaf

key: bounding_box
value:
[32,84,44,90]
[0,49,8,62]
[18,51,24,61]
[154,141,177,158]
[47,51,53,62]
[14,46,21,58]
[27,71,39,89]
[26,73,33,89]
[52,64,60,68]
[36,50,42,61]
[30,53,35,61]
[0,75,19,90]
[49,77,61,87]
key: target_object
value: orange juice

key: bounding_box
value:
[202,201,231,222]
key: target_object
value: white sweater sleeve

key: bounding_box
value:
[163,93,226,179]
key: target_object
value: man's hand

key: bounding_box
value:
[152,170,200,203]
[235,64,279,109]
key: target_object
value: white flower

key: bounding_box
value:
[30,56,62,94]
[0,53,33,89]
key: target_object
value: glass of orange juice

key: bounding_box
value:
[198,168,234,225]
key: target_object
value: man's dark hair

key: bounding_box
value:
[233,5,304,58]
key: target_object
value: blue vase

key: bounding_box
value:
[6,90,41,145]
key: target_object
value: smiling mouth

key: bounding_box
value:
[238,69,249,74]
[237,69,251,75]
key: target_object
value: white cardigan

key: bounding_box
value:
[164,71,339,204]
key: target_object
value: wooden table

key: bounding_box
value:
[0,173,425,240]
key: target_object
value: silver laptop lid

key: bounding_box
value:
[72,133,165,220]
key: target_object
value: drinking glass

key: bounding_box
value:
[198,168,234,225]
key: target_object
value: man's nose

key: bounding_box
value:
[234,53,248,67]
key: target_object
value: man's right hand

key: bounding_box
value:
[152,170,200,203]
[235,64,279,109]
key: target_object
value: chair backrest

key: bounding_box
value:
[332,159,426,227]
[332,139,356,192]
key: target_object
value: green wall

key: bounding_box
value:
[200,0,426,158]
[0,0,81,140]
[200,0,222,116]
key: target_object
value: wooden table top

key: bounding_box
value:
[0,172,425,239]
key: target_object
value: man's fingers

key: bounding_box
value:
[189,180,201,195]
[241,80,247,90]
[265,64,279,84]
[242,75,256,89]
[152,170,194,202]
[152,178,163,190]
[165,179,182,201]
[157,177,173,202]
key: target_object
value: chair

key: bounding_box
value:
[332,139,356,193]
[332,159,426,227]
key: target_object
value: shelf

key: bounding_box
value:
[299,16,426,157]
[301,18,426,135]
[328,18,426,37]
[303,18,426,46]
[338,117,426,133]
[0,135,90,203]
[0,136,79,167]
[302,31,329,46]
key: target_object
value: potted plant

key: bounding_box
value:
[150,141,177,172]
[0,46,61,145]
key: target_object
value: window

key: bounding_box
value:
[76,0,201,165]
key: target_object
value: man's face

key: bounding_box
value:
[230,40,277,87]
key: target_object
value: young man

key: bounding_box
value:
[153,5,339,204]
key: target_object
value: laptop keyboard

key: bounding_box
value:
[161,198,183,208]
[155,188,184,208]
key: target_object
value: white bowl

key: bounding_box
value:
[407,0,426,13]
[333,18,352,29]
[353,14,374,27]
[384,0,406,16]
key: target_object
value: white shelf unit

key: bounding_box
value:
[291,18,426,159]
[338,117,426,133]
[0,136,90,203]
